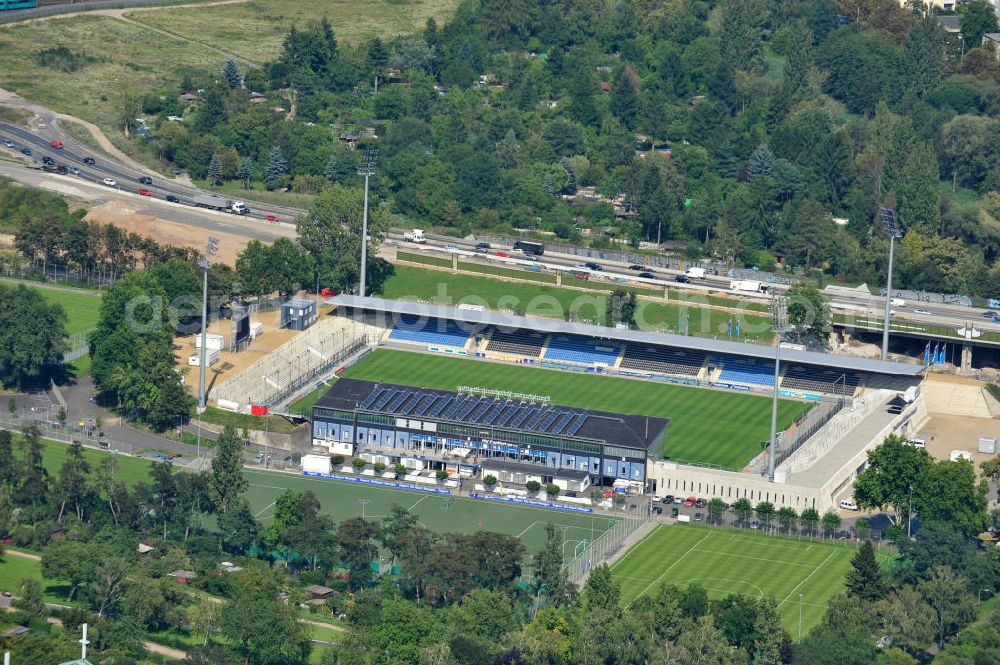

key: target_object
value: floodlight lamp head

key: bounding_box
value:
[207,236,220,255]
[879,208,902,239]
[358,149,378,176]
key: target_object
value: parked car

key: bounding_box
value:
[749,520,761,529]
[652,506,663,515]
[673,496,684,504]
[695,498,706,508]
[102,177,117,187]
[264,214,280,222]
[694,512,703,522]
[137,175,152,185]
[683,496,696,507]
[137,188,152,196]
[165,194,179,203]
[49,139,64,149]
[82,156,96,165]
[662,495,675,504]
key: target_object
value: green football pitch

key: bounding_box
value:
[342,349,812,469]
[610,524,857,636]
[245,469,618,556]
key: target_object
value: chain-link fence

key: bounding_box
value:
[564,507,651,586]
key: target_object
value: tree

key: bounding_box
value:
[220,582,311,665]
[218,499,258,554]
[0,284,68,390]
[959,0,999,52]
[751,597,784,665]
[747,145,776,181]
[263,146,288,190]
[846,540,886,601]
[732,497,753,525]
[895,142,941,236]
[853,434,932,525]
[235,157,254,188]
[14,577,45,621]
[381,504,417,568]
[533,523,576,607]
[799,507,820,536]
[90,556,130,618]
[777,506,797,534]
[207,153,224,186]
[336,517,380,590]
[874,587,936,654]
[366,37,389,78]
[720,0,769,72]
[18,427,49,508]
[222,59,242,89]
[915,459,987,537]
[584,564,620,612]
[208,425,247,526]
[707,498,727,525]
[610,66,639,129]
[55,442,91,523]
[786,281,831,346]
[755,501,775,532]
[821,511,842,539]
[918,565,977,646]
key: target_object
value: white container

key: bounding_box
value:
[950,450,973,462]
[249,321,264,339]
[195,333,225,351]
[188,349,219,366]
[301,454,332,474]
[979,436,997,454]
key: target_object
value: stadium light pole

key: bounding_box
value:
[357,149,378,298]
[880,208,902,361]
[768,296,787,481]
[197,236,220,413]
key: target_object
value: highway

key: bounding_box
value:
[2,117,998,339]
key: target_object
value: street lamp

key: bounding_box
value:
[879,208,902,361]
[357,149,378,298]
[798,592,804,641]
[197,236,220,413]
[358,498,371,520]
[768,296,787,481]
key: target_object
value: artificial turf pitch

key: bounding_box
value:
[611,524,855,636]
[245,468,617,555]
[342,349,812,470]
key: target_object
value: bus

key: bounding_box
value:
[513,239,544,256]
[0,0,38,10]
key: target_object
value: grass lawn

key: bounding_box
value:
[244,468,617,555]
[29,435,154,487]
[0,553,71,605]
[343,349,811,469]
[398,250,453,269]
[610,524,861,637]
[289,380,336,416]
[198,405,299,434]
[2,280,101,336]
[381,265,773,340]
[69,354,92,378]
[128,0,463,64]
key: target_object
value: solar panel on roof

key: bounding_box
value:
[400,392,423,413]
[386,390,409,412]
[566,412,588,436]
[415,394,436,416]
[466,399,490,422]
[509,405,531,429]
[375,389,397,410]
[360,388,383,410]
[483,402,506,425]
[427,396,449,418]
[497,404,519,427]
[537,410,561,432]
[550,411,575,435]
[442,396,464,419]
[456,399,478,420]
[524,407,546,430]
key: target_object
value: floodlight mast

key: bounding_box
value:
[879,208,902,361]
[198,236,220,412]
[768,296,787,481]
[357,149,378,297]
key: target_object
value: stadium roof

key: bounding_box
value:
[316,378,669,451]
[327,295,924,376]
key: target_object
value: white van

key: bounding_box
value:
[908,439,926,448]
[839,499,859,511]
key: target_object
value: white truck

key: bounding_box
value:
[192,194,250,215]
[403,229,427,243]
[685,267,706,279]
[730,279,769,293]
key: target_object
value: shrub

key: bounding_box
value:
[545,483,560,497]
[394,463,407,478]
[435,470,449,481]
[352,457,366,470]
[525,480,541,494]
[373,462,386,473]
[483,475,498,488]
[331,455,345,466]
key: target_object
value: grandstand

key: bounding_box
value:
[716,357,776,387]
[212,316,381,410]
[387,314,472,349]
[543,335,621,366]
[781,365,860,397]
[485,328,547,358]
[620,346,707,378]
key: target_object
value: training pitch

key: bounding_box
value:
[342,349,812,469]
[610,524,856,635]
[245,469,617,556]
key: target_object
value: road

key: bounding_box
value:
[2,107,998,337]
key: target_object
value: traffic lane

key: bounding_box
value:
[0,162,295,243]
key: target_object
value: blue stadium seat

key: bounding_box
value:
[388,315,470,348]
[544,335,620,365]
[718,358,775,386]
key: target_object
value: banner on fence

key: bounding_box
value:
[469,491,593,513]
[709,381,751,392]
[778,389,822,401]
[304,471,452,494]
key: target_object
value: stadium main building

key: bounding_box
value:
[312,377,669,487]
